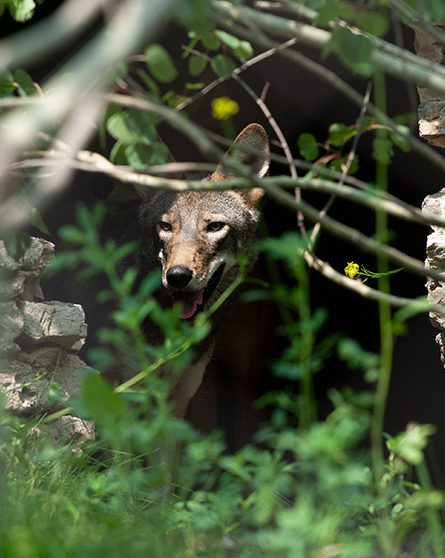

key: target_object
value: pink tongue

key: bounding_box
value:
[174,290,204,319]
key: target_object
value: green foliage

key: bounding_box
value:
[329,27,375,76]
[3,230,31,260]
[2,210,445,557]
[0,0,40,22]
[297,132,319,161]
[2,1,445,556]
[145,44,178,84]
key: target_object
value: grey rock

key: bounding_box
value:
[19,300,87,351]
[0,237,54,274]
[0,301,23,354]
[0,348,94,415]
[29,347,94,399]
[32,415,95,446]
[0,353,49,414]
[422,189,445,232]
[436,332,445,368]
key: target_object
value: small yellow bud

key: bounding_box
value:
[344,261,360,279]
[211,96,240,121]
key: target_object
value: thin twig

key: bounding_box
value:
[212,1,445,94]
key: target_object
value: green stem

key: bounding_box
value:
[416,459,445,558]
[371,72,394,484]
[298,261,317,427]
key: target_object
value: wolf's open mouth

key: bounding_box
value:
[172,263,225,320]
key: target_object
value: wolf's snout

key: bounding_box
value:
[166,266,193,289]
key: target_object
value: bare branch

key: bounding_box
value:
[213,1,445,95]
[215,19,445,175]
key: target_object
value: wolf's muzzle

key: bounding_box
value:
[166,265,193,289]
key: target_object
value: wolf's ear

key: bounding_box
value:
[211,123,270,205]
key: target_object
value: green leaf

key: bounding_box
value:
[106,61,128,84]
[330,27,375,76]
[373,137,393,164]
[0,71,14,96]
[215,30,240,50]
[145,43,178,84]
[162,90,189,109]
[358,12,389,37]
[316,0,356,25]
[7,0,35,22]
[210,54,236,78]
[149,142,169,165]
[123,141,168,169]
[81,373,125,423]
[188,54,208,77]
[110,141,128,165]
[186,82,205,90]
[14,69,35,96]
[58,225,84,245]
[124,143,153,170]
[3,230,32,260]
[201,32,221,51]
[31,207,50,235]
[175,0,214,35]
[390,125,411,152]
[234,41,253,62]
[136,69,160,98]
[331,154,359,175]
[106,108,156,145]
[328,122,358,147]
[297,132,319,161]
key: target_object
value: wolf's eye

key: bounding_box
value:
[159,221,172,232]
[207,222,225,233]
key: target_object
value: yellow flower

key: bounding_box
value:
[211,96,240,121]
[344,261,360,279]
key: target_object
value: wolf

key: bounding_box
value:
[72,123,271,428]
[128,123,271,420]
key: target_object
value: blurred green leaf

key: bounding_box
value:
[297,132,319,161]
[329,27,375,76]
[328,122,358,147]
[106,108,156,145]
[210,54,236,78]
[31,207,50,236]
[215,30,240,50]
[200,32,221,51]
[0,71,14,96]
[14,69,35,96]
[81,372,125,423]
[7,0,35,22]
[316,0,356,25]
[359,12,389,37]
[145,43,178,84]
[188,54,208,77]
[3,230,31,260]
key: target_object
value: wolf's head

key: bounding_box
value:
[138,123,270,320]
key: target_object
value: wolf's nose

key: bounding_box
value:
[166,266,193,289]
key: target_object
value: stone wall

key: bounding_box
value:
[414,25,445,148]
[0,237,94,444]
[423,191,445,367]
[414,25,445,368]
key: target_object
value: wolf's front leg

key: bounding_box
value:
[170,346,214,419]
